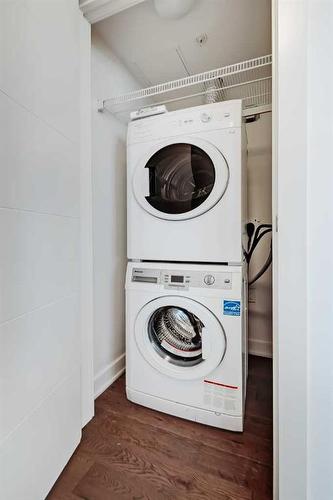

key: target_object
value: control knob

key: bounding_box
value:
[201,112,211,123]
[204,274,215,285]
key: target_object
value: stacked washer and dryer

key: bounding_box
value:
[125,99,248,431]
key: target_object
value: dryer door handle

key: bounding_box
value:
[201,328,210,360]
[142,166,150,197]
[134,166,150,199]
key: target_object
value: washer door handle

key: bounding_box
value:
[201,328,210,360]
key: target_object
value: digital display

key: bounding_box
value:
[171,275,184,283]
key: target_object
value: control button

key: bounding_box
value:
[204,274,215,285]
[224,279,231,284]
[201,113,211,123]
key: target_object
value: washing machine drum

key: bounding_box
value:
[135,296,226,380]
[148,306,204,366]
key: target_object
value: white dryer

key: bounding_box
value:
[127,100,247,264]
[126,261,248,431]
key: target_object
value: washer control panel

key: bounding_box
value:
[131,268,232,290]
[162,271,232,290]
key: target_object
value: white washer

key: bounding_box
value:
[126,261,248,431]
[127,100,247,264]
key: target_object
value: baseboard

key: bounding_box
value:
[94,353,125,399]
[248,338,272,358]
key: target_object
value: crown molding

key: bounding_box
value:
[79,0,146,24]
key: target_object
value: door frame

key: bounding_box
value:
[272,1,309,499]
[79,0,146,23]
[272,1,278,496]
[80,13,95,427]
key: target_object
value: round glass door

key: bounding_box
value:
[132,137,229,221]
[135,296,226,380]
[148,306,204,367]
[145,144,215,214]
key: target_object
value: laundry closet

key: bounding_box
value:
[92,0,272,495]
[90,0,273,401]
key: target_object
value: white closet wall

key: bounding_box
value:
[247,113,272,357]
[91,32,140,397]
[0,1,82,498]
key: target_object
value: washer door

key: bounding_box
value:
[135,296,226,380]
[132,137,229,221]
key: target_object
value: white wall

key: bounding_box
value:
[0,1,82,499]
[247,113,272,357]
[91,32,140,397]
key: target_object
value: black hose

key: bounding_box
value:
[245,223,272,263]
[249,242,272,286]
[245,222,273,284]
[252,223,272,246]
[246,222,255,252]
[247,228,272,263]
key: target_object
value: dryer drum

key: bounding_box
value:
[146,143,215,214]
[148,306,204,366]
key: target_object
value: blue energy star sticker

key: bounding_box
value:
[223,300,241,316]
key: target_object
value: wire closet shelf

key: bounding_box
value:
[98,54,272,121]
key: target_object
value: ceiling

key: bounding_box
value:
[93,0,271,87]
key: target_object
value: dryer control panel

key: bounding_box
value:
[132,268,232,290]
[127,101,242,145]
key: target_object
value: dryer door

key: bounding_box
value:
[135,296,226,380]
[132,137,229,221]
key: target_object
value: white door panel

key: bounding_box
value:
[0,1,83,498]
[0,369,81,500]
[0,209,79,323]
[0,295,79,442]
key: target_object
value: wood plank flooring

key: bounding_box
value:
[47,356,272,500]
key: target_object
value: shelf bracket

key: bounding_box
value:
[242,104,272,121]
[97,99,105,113]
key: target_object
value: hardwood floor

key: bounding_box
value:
[47,356,273,500]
